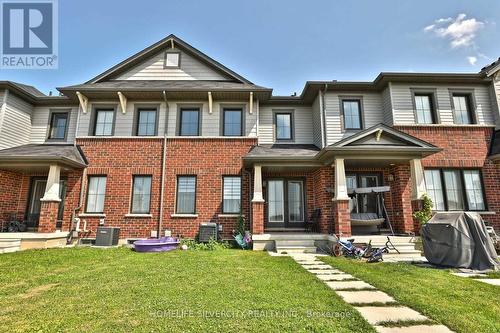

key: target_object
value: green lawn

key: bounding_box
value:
[321,256,500,333]
[0,248,374,333]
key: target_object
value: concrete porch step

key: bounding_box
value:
[275,245,317,254]
[275,239,316,247]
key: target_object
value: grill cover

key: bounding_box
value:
[421,212,499,270]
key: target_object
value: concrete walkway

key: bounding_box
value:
[289,253,454,333]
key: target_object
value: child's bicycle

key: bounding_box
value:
[367,237,400,263]
[333,238,373,259]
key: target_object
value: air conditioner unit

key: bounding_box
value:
[199,223,218,243]
[95,227,120,246]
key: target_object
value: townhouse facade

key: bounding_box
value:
[0,35,499,245]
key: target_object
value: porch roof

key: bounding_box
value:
[243,144,321,167]
[0,144,87,171]
[244,124,441,167]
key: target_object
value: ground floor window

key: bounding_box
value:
[86,176,107,213]
[131,175,152,214]
[176,176,196,214]
[424,169,485,211]
[222,176,241,213]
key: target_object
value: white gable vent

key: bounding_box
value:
[164,51,180,68]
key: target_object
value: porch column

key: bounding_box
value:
[410,159,426,200]
[410,158,427,234]
[332,159,351,236]
[39,164,61,233]
[251,165,265,234]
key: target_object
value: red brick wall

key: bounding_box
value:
[0,170,23,223]
[396,126,500,230]
[77,137,256,239]
[163,138,255,239]
[312,167,334,233]
[77,138,164,239]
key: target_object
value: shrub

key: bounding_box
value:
[413,194,433,225]
[180,238,231,251]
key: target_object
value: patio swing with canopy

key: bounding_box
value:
[348,186,395,235]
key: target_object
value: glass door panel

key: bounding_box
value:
[288,181,304,223]
[268,180,284,223]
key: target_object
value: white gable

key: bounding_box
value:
[115,48,232,81]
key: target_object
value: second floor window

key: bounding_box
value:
[86,176,107,213]
[452,94,474,124]
[414,94,435,124]
[48,112,69,140]
[424,169,485,211]
[342,100,362,130]
[176,176,196,214]
[223,109,243,136]
[136,108,157,136]
[179,109,200,136]
[131,175,152,214]
[94,109,115,136]
[275,112,292,140]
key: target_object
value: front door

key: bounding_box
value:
[26,178,67,229]
[267,179,305,228]
[346,173,381,214]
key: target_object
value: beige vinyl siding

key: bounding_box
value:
[390,83,495,125]
[0,93,33,149]
[116,49,231,81]
[382,85,394,125]
[311,94,323,148]
[78,100,256,137]
[492,74,500,127]
[30,106,79,143]
[324,91,384,145]
[167,101,256,136]
[258,105,314,144]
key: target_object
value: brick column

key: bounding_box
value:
[333,200,351,236]
[411,199,423,235]
[390,164,414,234]
[38,201,59,233]
[252,201,264,234]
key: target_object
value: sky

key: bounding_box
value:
[0,0,499,96]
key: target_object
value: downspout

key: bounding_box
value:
[0,89,10,134]
[243,168,252,232]
[158,135,167,238]
[68,105,84,243]
[158,91,168,238]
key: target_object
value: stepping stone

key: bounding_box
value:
[296,261,323,265]
[354,306,428,325]
[308,269,343,275]
[336,291,395,304]
[316,273,355,281]
[303,264,332,270]
[374,325,453,333]
[326,281,375,290]
[452,272,487,278]
[474,278,500,286]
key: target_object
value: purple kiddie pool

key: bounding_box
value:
[133,236,180,252]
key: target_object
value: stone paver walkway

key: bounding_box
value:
[289,253,454,333]
[450,270,500,286]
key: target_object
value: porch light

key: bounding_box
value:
[388,174,395,182]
